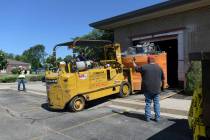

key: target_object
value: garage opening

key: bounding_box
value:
[154,39,178,88]
[133,38,179,88]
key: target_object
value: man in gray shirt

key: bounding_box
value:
[133,56,164,122]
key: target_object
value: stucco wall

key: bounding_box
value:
[114,6,210,84]
[114,6,210,53]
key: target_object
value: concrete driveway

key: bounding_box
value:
[0,87,192,140]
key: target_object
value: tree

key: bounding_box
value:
[77,29,114,41]
[45,55,66,69]
[0,50,7,70]
[15,55,24,61]
[73,29,114,60]
[185,61,202,95]
[22,45,46,69]
[44,55,55,69]
[56,57,63,63]
[64,55,73,62]
[45,55,55,65]
[5,53,15,59]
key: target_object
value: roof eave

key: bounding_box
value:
[90,0,210,30]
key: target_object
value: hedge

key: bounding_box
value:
[0,74,44,83]
[26,75,44,81]
[0,75,18,83]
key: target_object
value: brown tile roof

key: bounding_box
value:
[7,59,30,65]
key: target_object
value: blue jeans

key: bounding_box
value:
[144,93,160,120]
[18,79,26,91]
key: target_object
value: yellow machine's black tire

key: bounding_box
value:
[68,96,85,112]
[119,82,131,98]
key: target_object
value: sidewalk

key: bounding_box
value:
[107,92,191,119]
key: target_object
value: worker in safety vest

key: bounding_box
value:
[133,56,164,122]
[17,67,26,91]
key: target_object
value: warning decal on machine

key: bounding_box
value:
[79,74,88,80]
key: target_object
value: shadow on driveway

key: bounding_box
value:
[113,111,146,121]
[115,111,192,140]
[41,103,66,112]
[40,89,144,113]
[147,119,192,140]
[41,94,118,112]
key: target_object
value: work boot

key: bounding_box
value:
[145,118,151,122]
[155,118,160,122]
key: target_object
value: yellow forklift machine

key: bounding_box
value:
[45,40,133,112]
[188,52,210,140]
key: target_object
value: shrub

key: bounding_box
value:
[0,74,44,83]
[185,61,202,95]
[11,68,21,74]
[0,75,18,83]
[26,75,44,81]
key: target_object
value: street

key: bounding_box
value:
[0,83,192,140]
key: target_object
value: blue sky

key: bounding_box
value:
[0,0,166,57]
